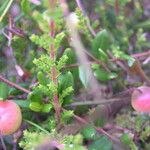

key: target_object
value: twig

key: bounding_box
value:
[96,127,119,143]
[114,0,119,16]
[24,119,49,134]
[0,132,7,150]
[49,1,61,122]
[65,50,150,69]
[104,124,132,133]
[130,59,150,86]
[67,98,122,106]
[0,75,30,94]
[63,101,123,142]
[132,50,150,58]
[72,112,119,142]
[84,50,110,72]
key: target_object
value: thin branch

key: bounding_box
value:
[130,59,150,86]
[114,0,119,16]
[104,124,132,133]
[0,132,7,150]
[84,50,111,72]
[72,111,119,142]
[132,50,150,58]
[49,1,61,122]
[67,98,122,106]
[0,75,30,94]
[65,50,150,69]
[24,119,49,134]
[62,107,118,142]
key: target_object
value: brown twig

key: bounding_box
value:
[104,124,132,133]
[67,98,122,106]
[84,50,110,72]
[65,109,119,142]
[114,0,119,16]
[73,115,118,142]
[61,95,131,141]
[0,75,30,94]
[65,50,150,69]
[129,59,150,86]
[132,50,150,58]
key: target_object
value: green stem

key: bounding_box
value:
[24,119,49,134]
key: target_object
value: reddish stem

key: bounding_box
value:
[49,16,61,122]
[72,112,119,142]
[0,75,30,94]
[114,0,119,16]
[65,50,150,69]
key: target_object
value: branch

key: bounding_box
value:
[49,1,61,122]
[0,75,30,94]
[61,95,131,137]
[67,98,122,106]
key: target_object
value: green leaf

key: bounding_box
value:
[57,54,68,70]
[37,71,48,85]
[92,29,110,57]
[59,86,74,104]
[105,7,116,28]
[88,136,113,150]
[73,134,83,144]
[98,48,109,62]
[135,20,150,29]
[32,11,49,32]
[13,100,30,108]
[21,0,30,15]
[58,72,74,104]
[0,0,9,14]
[108,72,118,79]
[79,66,90,88]
[94,69,108,82]
[94,69,117,82]
[58,71,74,92]
[81,125,96,140]
[0,82,9,100]
[120,134,131,145]
[61,110,74,123]
[63,48,79,87]
[120,134,138,150]
[94,118,106,127]
[27,90,42,102]
[63,48,76,64]
[41,103,52,113]
[29,102,43,112]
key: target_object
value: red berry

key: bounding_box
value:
[131,86,150,112]
[0,100,22,135]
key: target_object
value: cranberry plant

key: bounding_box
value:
[0,0,150,150]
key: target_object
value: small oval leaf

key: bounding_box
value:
[29,102,43,112]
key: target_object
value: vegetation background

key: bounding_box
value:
[0,0,150,149]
